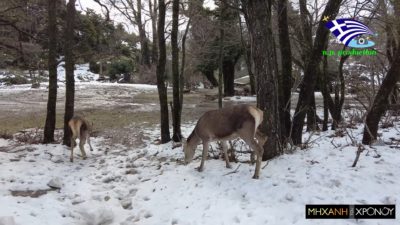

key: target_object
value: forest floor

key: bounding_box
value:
[0,81,399,225]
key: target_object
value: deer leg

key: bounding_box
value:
[198,142,209,172]
[255,129,268,146]
[250,152,255,165]
[79,135,87,160]
[221,141,232,169]
[246,139,264,179]
[87,134,94,151]
[240,127,264,179]
[70,138,76,162]
[253,130,267,165]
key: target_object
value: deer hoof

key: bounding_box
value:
[226,164,232,169]
[70,158,73,162]
[197,167,204,172]
[252,174,259,179]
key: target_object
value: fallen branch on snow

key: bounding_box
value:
[223,164,241,176]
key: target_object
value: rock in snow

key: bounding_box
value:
[120,198,132,210]
[47,177,63,189]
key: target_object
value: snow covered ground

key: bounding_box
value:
[0,119,399,225]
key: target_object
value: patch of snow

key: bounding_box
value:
[57,64,99,82]
[223,96,256,102]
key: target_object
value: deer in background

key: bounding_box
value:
[68,115,94,162]
[183,104,267,179]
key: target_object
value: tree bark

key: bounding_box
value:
[156,0,171,143]
[43,0,57,144]
[222,59,236,97]
[171,0,182,141]
[277,0,292,141]
[63,0,76,146]
[306,94,319,131]
[242,0,280,160]
[291,0,343,145]
[321,55,329,131]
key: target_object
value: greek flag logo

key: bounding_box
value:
[325,19,375,48]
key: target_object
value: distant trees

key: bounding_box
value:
[290,0,343,145]
[189,0,242,95]
[107,0,151,66]
[362,0,400,144]
[0,0,47,69]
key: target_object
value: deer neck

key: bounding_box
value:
[187,128,201,148]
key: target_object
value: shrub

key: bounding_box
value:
[108,57,134,82]
[89,60,100,74]
[1,75,29,85]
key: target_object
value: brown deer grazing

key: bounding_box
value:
[184,104,267,179]
[68,115,94,162]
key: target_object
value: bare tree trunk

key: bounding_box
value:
[180,18,191,108]
[321,55,329,131]
[149,0,158,64]
[291,0,343,144]
[306,95,319,131]
[137,0,151,66]
[171,0,182,141]
[204,69,218,87]
[156,0,171,143]
[63,0,76,146]
[223,58,239,97]
[43,0,57,143]
[242,0,280,160]
[332,53,348,129]
[277,0,292,141]
[218,4,225,108]
[298,0,318,133]
[322,101,329,131]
